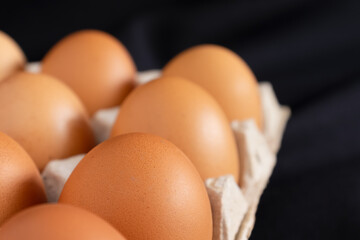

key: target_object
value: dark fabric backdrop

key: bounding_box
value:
[1,0,359,239]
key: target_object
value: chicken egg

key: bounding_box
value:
[0,72,95,171]
[59,133,213,240]
[111,76,240,182]
[0,204,127,240]
[0,132,46,225]
[42,29,136,115]
[0,31,26,83]
[163,44,263,129]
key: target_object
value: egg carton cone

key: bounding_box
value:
[27,62,290,240]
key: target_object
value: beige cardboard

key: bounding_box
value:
[42,154,85,202]
[91,106,119,144]
[206,175,248,240]
[206,82,290,240]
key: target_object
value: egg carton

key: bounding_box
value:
[26,62,290,240]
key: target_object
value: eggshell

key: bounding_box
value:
[0,132,46,225]
[0,31,26,82]
[111,76,240,182]
[0,204,127,240]
[163,44,263,129]
[0,72,95,171]
[59,133,213,240]
[42,30,136,115]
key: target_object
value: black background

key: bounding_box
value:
[1,0,360,239]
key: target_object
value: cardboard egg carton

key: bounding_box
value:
[26,63,290,240]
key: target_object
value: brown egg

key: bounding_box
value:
[111,77,240,182]
[0,31,26,83]
[0,204,127,240]
[59,133,213,240]
[42,29,136,115]
[0,72,95,171]
[163,44,263,129]
[0,132,46,225]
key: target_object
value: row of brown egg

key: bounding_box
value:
[0,30,262,240]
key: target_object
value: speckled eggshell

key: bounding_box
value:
[0,72,95,171]
[111,77,240,182]
[0,31,26,83]
[0,204,127,240]
[0,132,46,225]
[59,133,213,240]
[163,44,263,129]
[42,30,136,115]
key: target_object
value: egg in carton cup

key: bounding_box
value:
[26,63,290,240]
